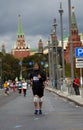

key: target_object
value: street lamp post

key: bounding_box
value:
[52,18,58,88]
[59,2,65,80]
[19,60,22,80]
[51,31,55,87]
[59,2,66,90]
[44,62,48,79]
[68,0,74,94]
[48,39,51,83]
[0,58,2,88]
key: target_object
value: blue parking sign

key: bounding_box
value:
[75,48,83,57]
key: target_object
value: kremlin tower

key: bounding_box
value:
[64,7,83,63]
[38,39,43,53]
[11,15,30,59]
[1,42,6,54]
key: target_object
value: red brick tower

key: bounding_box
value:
[38,39,43,53]
[64,7,83,63]
[11,15,30,59]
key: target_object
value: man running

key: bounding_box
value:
[30,63,46,114]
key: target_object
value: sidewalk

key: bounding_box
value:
[46,86,83,107]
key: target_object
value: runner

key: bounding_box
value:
[30,63,46,114]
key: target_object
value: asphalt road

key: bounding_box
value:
[0,88,83,130]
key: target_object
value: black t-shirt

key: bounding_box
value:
[30,69,46,97]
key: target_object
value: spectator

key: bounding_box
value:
[73,76,80,95]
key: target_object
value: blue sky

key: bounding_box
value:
[0,0,82,52]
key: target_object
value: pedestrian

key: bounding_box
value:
[73,76,80,95]
[12,81,16,92]
[3,81,9,95]
[29,63,46,115]
[22,80,27,97]
[18,80,22,94]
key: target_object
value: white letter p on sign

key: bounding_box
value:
[78,48,83,56]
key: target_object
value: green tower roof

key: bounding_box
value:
[71,6,78,29]
[18,14,24,36]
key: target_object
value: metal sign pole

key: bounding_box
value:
[80,68,82,88]
[68,0,74,94]
[80,68,83,98]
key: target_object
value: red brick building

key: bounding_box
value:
[11,15,30,59]
[64,7,83,63]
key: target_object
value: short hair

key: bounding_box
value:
[34,62,40,68]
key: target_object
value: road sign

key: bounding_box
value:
[75,48,83,57]
[76,63,83,68]
[76,58,83,62]
[76,58,83,68]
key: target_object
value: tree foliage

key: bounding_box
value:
[0,53,20,82]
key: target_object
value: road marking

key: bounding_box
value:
[34,118,39,120]
[44,112,48,115]
[14,125,22,128]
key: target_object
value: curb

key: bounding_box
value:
[46,87,83,107]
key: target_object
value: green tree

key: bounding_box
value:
[0,53,20,82]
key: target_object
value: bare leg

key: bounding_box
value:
[34,95,39,114]
[39,97,43,114]
[34,102,39,110]
[39,101,42,110]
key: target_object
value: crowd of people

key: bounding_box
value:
[3,79,28,97]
